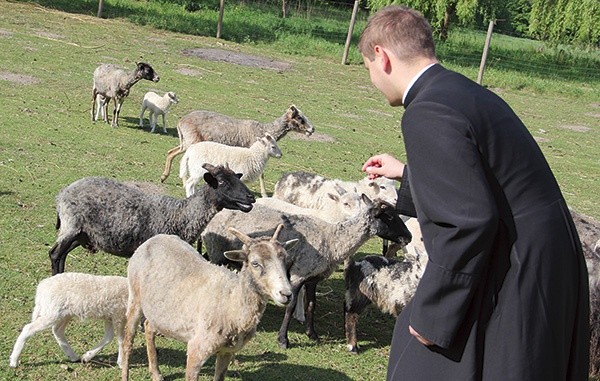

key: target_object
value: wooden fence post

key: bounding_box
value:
[341,0,360,65]
[217,0,225,39]
[477,20,495,85]
[97,0,103,18]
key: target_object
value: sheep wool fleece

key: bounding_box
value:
[388,64,589,381]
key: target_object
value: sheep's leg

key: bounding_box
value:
[111,97,123,128]
[277,282,304,349]
[144,319,164,381]
[52,317,80,362]
[213,352,234,381]
[114,318,125,368]
[121,291,143,381]
[149,112,157,133]
[293,286,306,323]
[304,279,320,342]
[160,146,183,183]
[161,113,167,134]
[184,177,198,198]
[259,173,268,198]
[81,320,114,363]
[139,105,146,128]
[49,232,82,275]
[185,336,210,381]
[9,316,56,367]
[91,89,97,121]
[102,99,109,122]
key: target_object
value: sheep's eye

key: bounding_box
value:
[251,261,261,268]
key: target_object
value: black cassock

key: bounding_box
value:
[388,64,589,381]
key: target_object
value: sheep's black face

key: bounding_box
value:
[203,164,255,212]
[137,62,160,83]
[370,198,412,244]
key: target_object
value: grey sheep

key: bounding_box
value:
[91,62,160,127]
[48,164,255,275]
[120,226,298,381]
[160,105,315,196]
[201,194,412,349]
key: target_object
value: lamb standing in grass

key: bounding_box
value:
[120,226,297,381]
[202,194,412,348]
[139,91,179,133]
[91,62,160,127]
[160,105,315,193]
[179,133,282,197]
[9,273,127,368]
[48,163,255,275]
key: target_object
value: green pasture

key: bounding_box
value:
[0,1,598,380]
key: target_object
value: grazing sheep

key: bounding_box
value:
[9,273,127,368]
[139,91,179,133]
[48,163,255,275]
[343,218,426,353]
[160,105,315,193]
[179,133,282,197]
[120,226,298,381]
[91,62,160,128]
[202,194,412,348]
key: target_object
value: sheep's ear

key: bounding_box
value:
[224,250,248,263]
[361,193,373,207]
[235,173,243,179]
[203,172,218,188]
[334,183,347,195]
[327,193,340,202]
[282,238,299,251]
[289,105,298,117]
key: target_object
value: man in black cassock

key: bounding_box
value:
[359,5,589,380]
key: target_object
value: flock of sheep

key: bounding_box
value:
[9,60,600,380]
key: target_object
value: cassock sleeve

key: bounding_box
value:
[401,101,499,349]
[396,166,417,217]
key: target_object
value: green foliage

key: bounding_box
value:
[529,0,600,46]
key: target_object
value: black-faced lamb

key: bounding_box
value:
[201,194,412,349]
[160,105,315,192]
[9,273,127,368]
[179,133,282,197]
[48,163,255,275]
[343,218,426,353]
[139,91,179,133]
[91,62,160,128]
[120,225,298,381]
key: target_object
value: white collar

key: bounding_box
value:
[402,63,437,105]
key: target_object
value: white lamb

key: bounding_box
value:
[179,133,282,197]
[9,273,127,368]
[139,91,179,133]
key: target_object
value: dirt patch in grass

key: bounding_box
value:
[559,124,591,132]
[0,28,13,37]
[290,132,336,143]
[0,71,39,85]
[181,48,292,72]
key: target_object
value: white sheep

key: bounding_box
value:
[160,105,315,186]
[202,194,412,349]
[139,91,179,133]
[120,226,298,381]
[9,273,128,368]
[179,133,282,197]
[91,62,160,128]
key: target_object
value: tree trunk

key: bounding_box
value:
[440,3,456,41]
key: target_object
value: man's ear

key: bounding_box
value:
[374,45,392,74]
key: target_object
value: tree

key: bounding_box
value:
[529,0,600,46]
[365,0,503,40]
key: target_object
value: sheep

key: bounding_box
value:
[48,163,256,275]
[9,273,127,368]
[139,91,179,133]
[343,218,426,353]
[572,210,600,377]
[91,62,160,128]
[272,171,399,257]
[179,133,282,198]
[201,194,412,349]
[120,225,298,381]
[160,105,315,193]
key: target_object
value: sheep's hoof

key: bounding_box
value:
[306,331,320,342]
[277,338,290,349]
[347,344,359,354]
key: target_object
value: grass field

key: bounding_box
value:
[0,1,598,380]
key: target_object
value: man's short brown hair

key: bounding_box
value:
[358,5,436,62]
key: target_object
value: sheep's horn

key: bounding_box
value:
[271,224,284,242]
[227,227,252,245]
